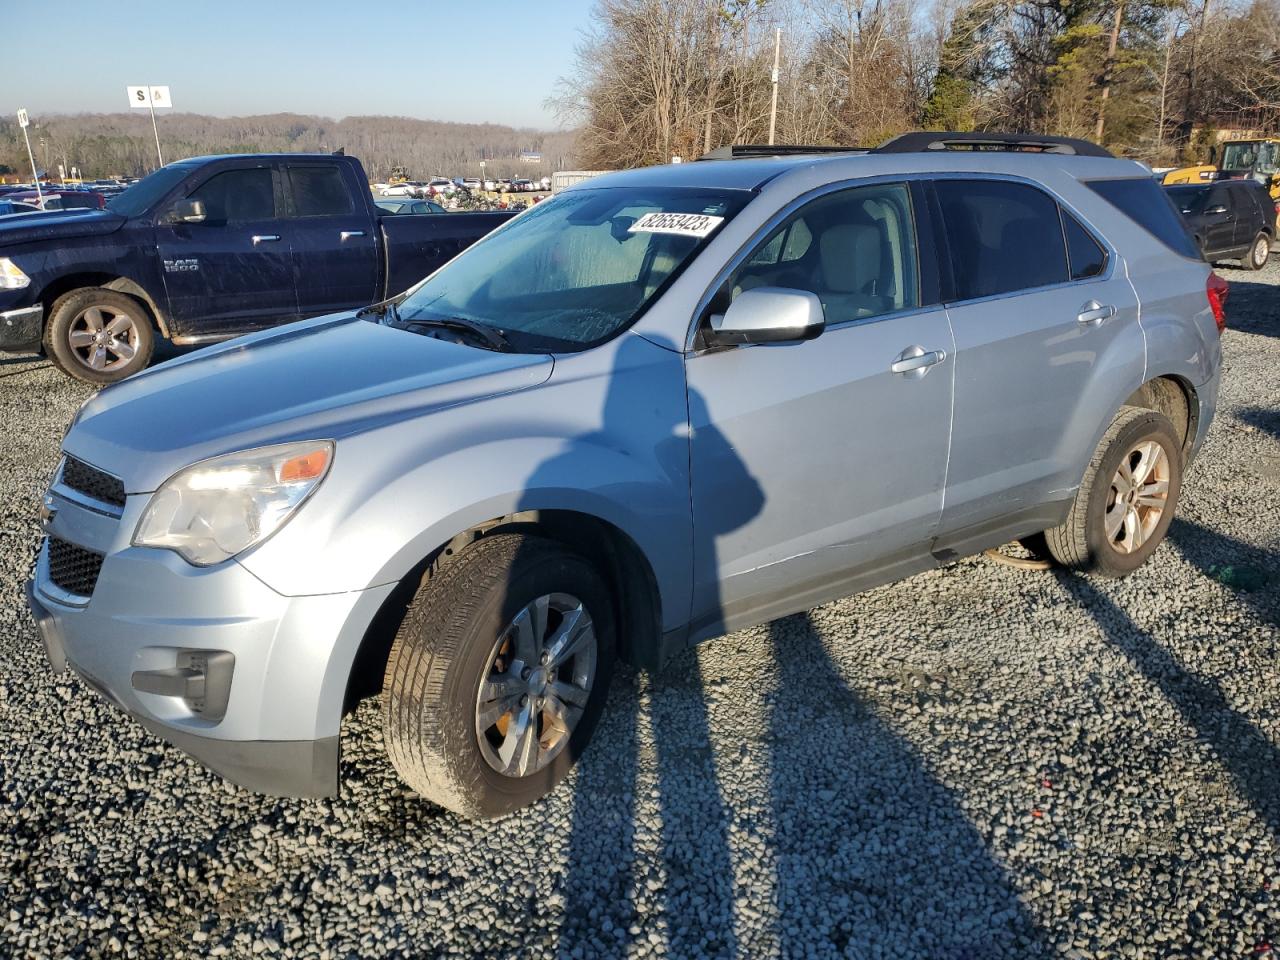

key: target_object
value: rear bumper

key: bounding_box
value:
[0,304,42,352]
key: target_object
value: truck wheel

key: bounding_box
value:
[1243,232,1271,270]
[382,533,616,818]
[44,288,155,385]
[1044,406,1183,578]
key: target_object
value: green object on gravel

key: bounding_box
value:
[1207,564,1271,592]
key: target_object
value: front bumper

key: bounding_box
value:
[0,304,42,353]
[28,464,395,797]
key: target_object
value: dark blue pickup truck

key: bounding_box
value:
[0,153,516,383]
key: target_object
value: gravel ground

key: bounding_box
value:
[2,264,1278,960]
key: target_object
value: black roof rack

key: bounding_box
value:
[872,131,1114,158]
[698,144,866,161]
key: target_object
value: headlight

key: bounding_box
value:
[0,258,30,290]
[133,441,333,566]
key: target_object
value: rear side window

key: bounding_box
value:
[1086,178,1201,259]
[288,166,353,217]
[1062,213,1107,280]
[187,168,275,222]
[935,179,1068,300]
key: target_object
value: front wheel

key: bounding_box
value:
[1044,406,1183,577]
[43,288,155,384]
[381,533,616,818]
[1243,231,1271,271]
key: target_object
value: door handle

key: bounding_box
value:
[1077,301,1116,326]
[340,230,366,240]
[890,345,947,375]
[251,234,280,244]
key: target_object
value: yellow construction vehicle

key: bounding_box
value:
[1164,138,1280,194]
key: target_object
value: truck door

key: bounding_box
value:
[154,163,298,338]
[282,162,380,316]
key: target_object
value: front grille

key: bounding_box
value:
[61,456,126,508]
[46,537,105,597]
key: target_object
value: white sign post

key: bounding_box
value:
[16,109,42,208]
[128,85,172,168]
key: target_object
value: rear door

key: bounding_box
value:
[1201,184,1237,255]
[154,162,298,337]
[283,161,380,316]
[932,177,1142,547]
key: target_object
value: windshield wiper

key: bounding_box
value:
[400,315,512,352]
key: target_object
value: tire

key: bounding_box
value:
[381,533,616,818]
[1044,406,1183,578]
[1243,231,1271,270]
[43,288,155,385]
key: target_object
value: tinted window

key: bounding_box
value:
[1063,212,1107,279]
[935,179,1068,300]
[1087,178,1201,259]
[187,168,274,222]
[288,166,353,217]
[1166,185,1210,215]
[723,182,919,323]
[106,161,201,217]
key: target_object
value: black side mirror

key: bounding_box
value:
[171,198,207,224]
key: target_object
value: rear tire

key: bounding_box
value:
[381,533,616,818]
[43,288,155,385]
[1243,231,1271,270]
[1044,406,1183,578]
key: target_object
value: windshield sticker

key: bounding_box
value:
[628,212,725,238]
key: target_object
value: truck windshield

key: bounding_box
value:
[396,186,751,350]
[1221,141,1280,175]
[106,162,201,217]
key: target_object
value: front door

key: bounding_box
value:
[685,181,954,640]
[282,162,380,316]
[931,177,1143,544]
[155,163,298,337]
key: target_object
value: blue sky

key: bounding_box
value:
[6,0,590,129]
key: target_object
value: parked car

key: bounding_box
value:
[0,153,516,383]
[7,190,107,211]
[380,181,429,198]
[425,177,459,197]
[0,200,41,216]
[374,198,447,215]
[1166,179,1276,269]
[27,132,1222,818]
[461,178,482,192]
[510,178,534,192]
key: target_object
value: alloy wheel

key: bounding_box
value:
[1105,440,1171,554]
[68,305,140,373]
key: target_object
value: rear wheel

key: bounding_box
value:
[43,288,154,385]
[1044,406,1183,577]
[1243,231,1271,270]
[381,533,616,818]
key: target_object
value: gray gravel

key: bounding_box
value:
[2,264,1278,959]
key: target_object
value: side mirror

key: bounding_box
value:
[171,198,207,224]
[709,286,825,345]
[1205,203,1229,215]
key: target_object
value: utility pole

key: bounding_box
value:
[16,110,43,207]
[1095,0,1124,142]
[768,28,782,146]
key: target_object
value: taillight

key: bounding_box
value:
[1206,272,1228,334]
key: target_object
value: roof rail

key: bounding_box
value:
[873,131,1114,159]
[698,144,865,161]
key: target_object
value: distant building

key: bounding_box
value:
[520,151,542,164]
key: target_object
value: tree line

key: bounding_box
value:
[554,0,1280,169]
[0,112,579,181]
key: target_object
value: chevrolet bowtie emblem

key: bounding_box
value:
[38,494,56,528]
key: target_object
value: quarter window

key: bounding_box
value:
[935,179,1068,300]
[287,166,353,217]
[186,168,275,222]
[722,182,920,324]
[1062,212,1107,280]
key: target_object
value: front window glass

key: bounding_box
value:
[1222,141,1279,174]
[106,162,200,217]
[396,186,750,350]
[1166,185,1210,214]
[187,168,275,222]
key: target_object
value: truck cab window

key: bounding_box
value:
[187,168,275,223]
[288,166,353,217]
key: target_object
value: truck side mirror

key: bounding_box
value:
[172,199,207,224]
[708,286,826,345]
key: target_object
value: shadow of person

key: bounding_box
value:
[764,612,1052,958]
[514,332,761,958]
[1056,569,1280,838]
[1234,405,1280,442]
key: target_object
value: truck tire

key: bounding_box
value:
[43,288,155,385]
[1243,231,1271,270]
[382,533,616,818]
[1044,406,1183,578]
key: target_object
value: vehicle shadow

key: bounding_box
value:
[1056,569,1280,837]
[1235,405,1280,441]
[541,335,1049,957]
[1218,275,1280,338]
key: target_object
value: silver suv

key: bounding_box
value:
[28,133,1225,817]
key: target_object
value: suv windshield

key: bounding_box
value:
[106,162,201,217]
[395,186,751,351]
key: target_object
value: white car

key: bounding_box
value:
[426,178,457,197]
[380,181,429,198]
[461,178,482,191]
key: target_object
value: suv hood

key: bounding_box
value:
[0,209,126,247]
[65,315,554,492]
